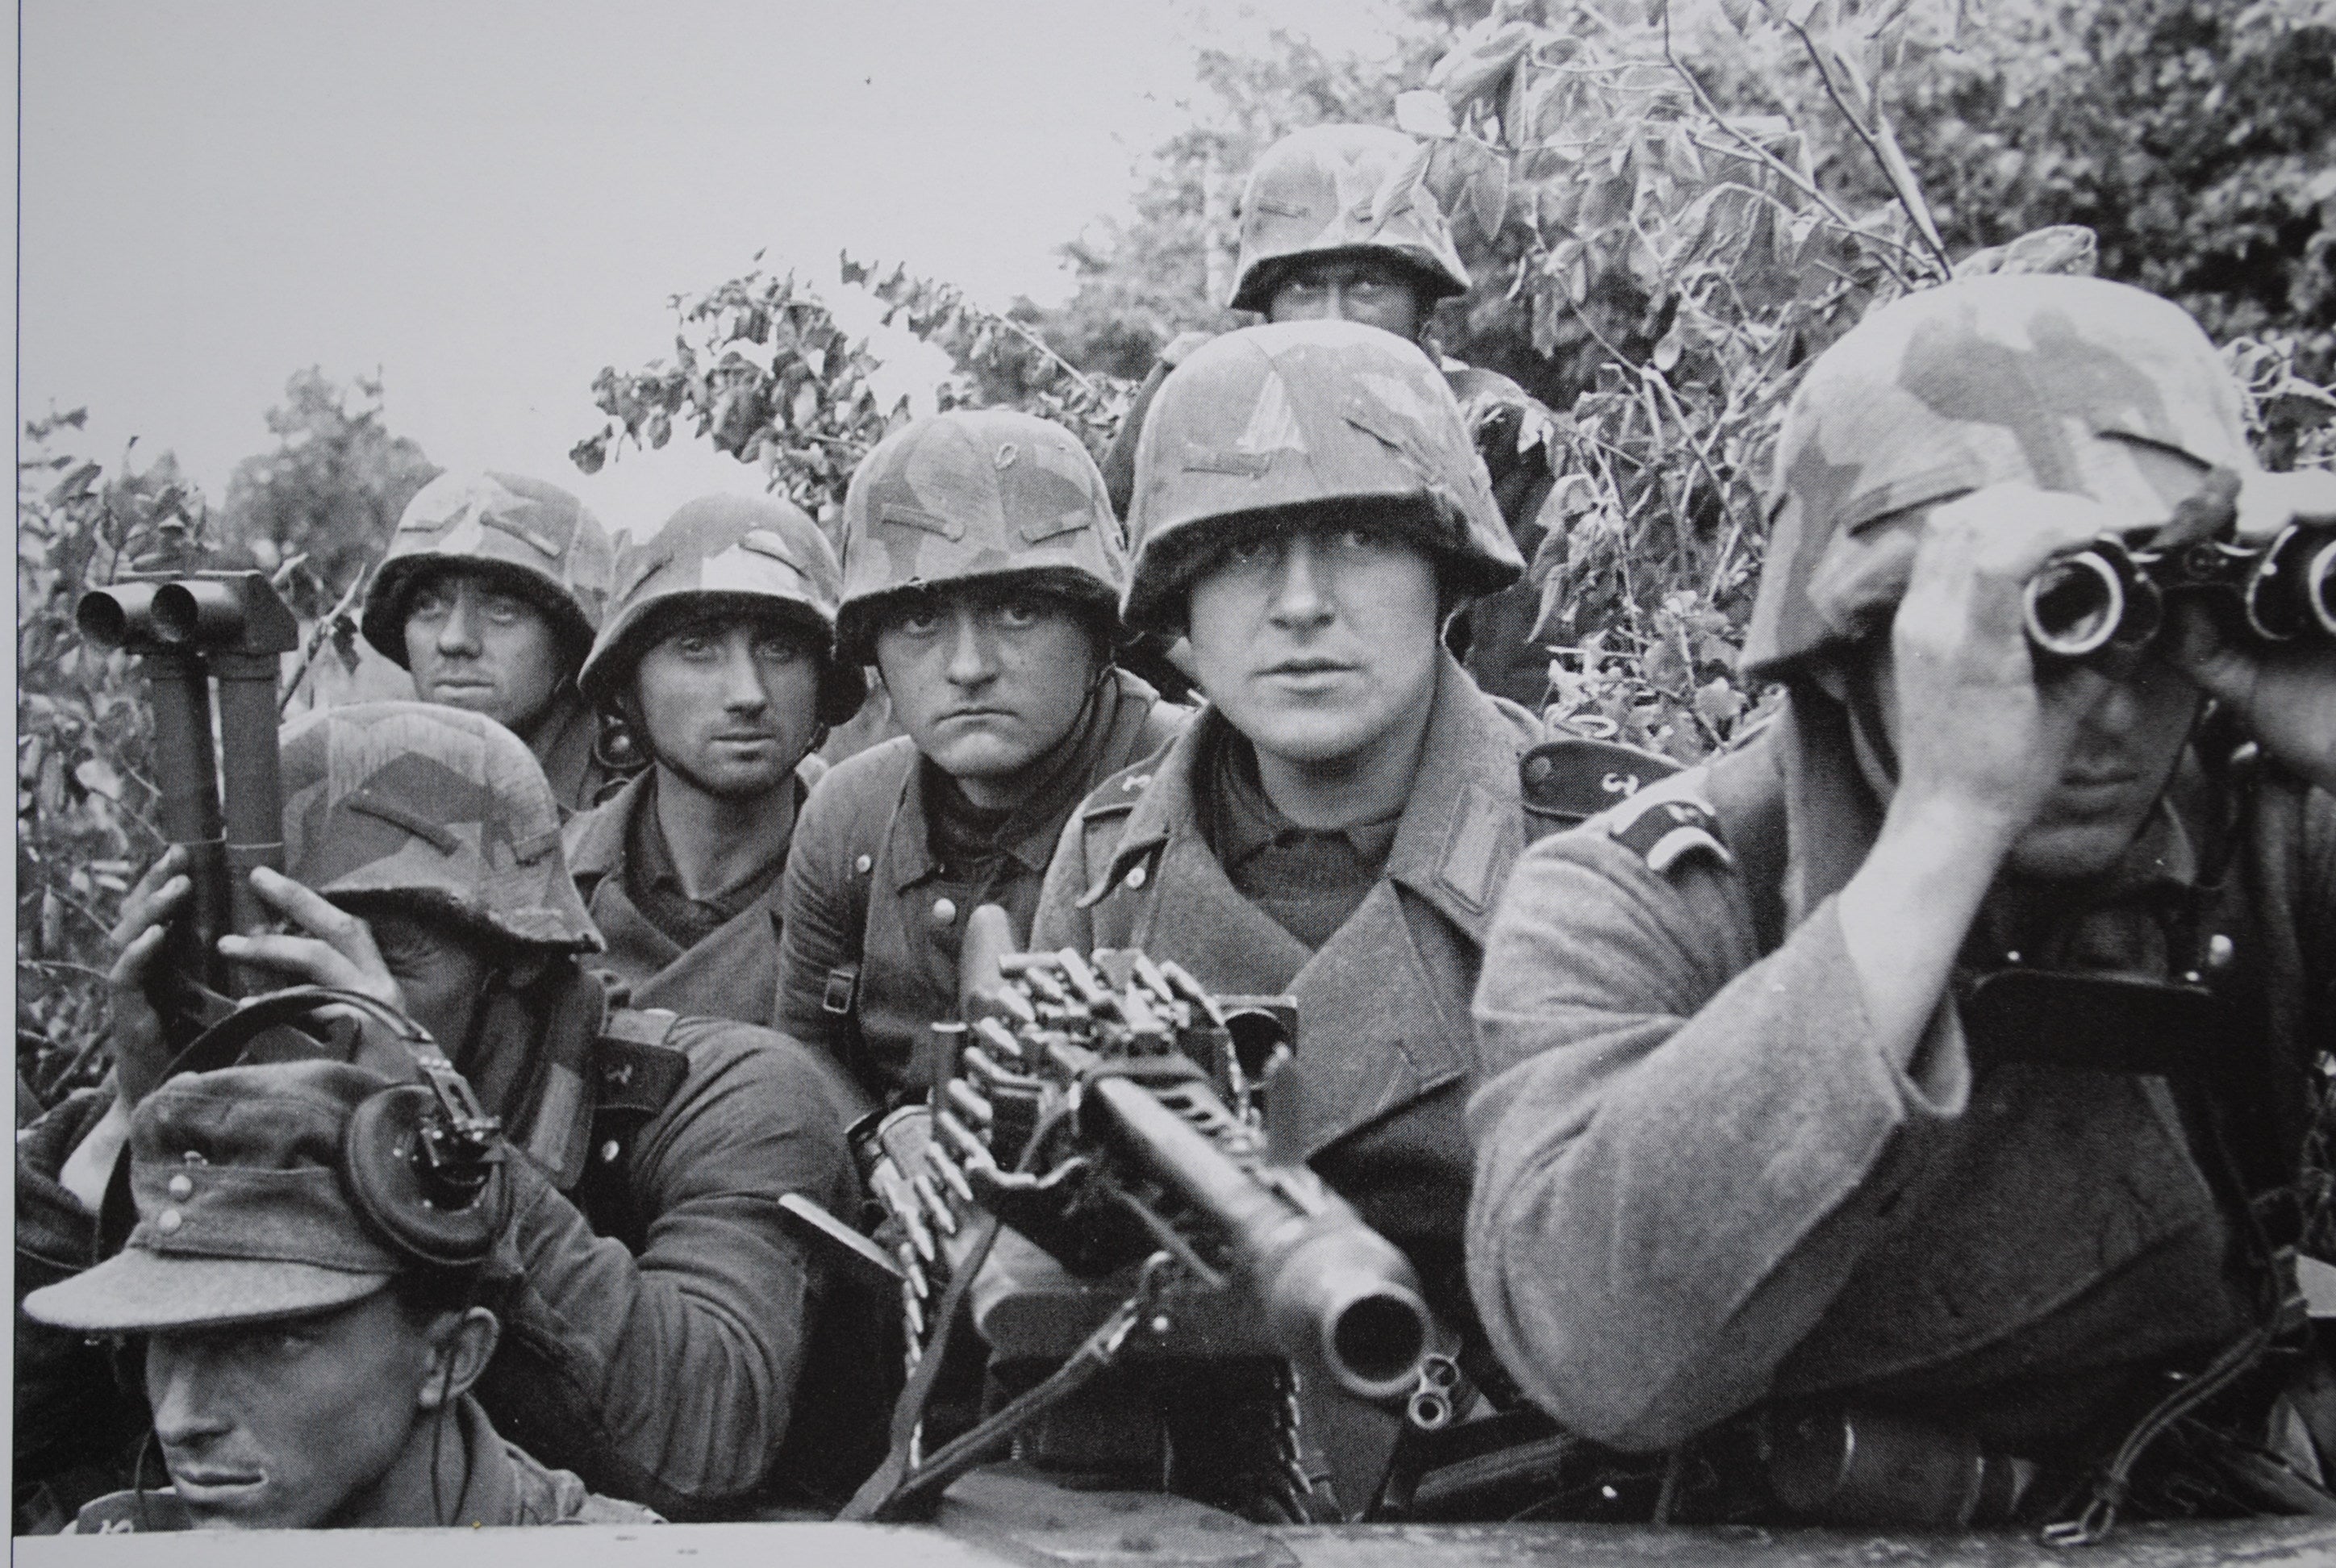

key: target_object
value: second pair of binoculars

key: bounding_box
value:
[76,570,299,1040]
[2024,515,2336,660]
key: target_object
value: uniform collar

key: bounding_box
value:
[1091,652,1530,943]
[892,669,1149,891]
[561,767,647,882]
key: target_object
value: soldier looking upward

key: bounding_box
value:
[23,1061,659,1533]
[1467,276,2336,1527]
[361,469,621,815]
[563,495,866,1028]
[1099,124,1563,707]
[22,703,872,1520]
[776,409,1185,1107]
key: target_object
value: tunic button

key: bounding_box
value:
[855,854,874,874]
[931,897,957,928]
[156,1209,183,1235]
[2207,934,2236,971]
[1124,865,1148,890]
[600,1139,623,1165]
[166,1174,194,1200]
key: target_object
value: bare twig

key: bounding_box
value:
[1777,16,1950,276]
[1656,2,1915,290]
[279,564,373,715]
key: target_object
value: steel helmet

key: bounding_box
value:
[279,701,601,953]
[1743,274,2255,680]
[361,470,614,672]
[834,408,1128,664]
[578,493,866,726]
[1122,319,1520,632]
[1228,124,1470,315]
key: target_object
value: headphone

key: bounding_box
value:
[107,986,511,1271]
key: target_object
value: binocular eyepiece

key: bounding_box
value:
[2023,523,2336,660]
[77,572,300,657]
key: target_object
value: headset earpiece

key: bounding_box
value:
[342,1084,508,1270]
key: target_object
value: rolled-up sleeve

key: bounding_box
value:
[1466,832,1968,1451]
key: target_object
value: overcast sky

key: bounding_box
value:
[20,1,1412,533]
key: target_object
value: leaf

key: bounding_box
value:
[74,755,122,800]
[1394,90,1456,140]
[1370,139,1435,234]
[1692,678,1746,730]
[1470,155,1512,240]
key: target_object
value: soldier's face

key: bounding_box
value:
[1856,643,2203,882]
[1185,519,1443,769]
[632,612,824,801]
[401,569,566,739]
[145,1291,442,1529]
[360,909,501,1056]
[874,586,1101,806]
[1266,256,1428,340]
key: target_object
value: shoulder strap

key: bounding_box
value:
[1518,736,1683,842]
[594,1007,688,1119]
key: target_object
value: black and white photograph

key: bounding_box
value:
[14,1,2336,1562]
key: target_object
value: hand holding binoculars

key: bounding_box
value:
[2023,513,2336,661]
[76,572,300,1026]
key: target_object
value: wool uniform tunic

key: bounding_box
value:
[1032,653,1546,1332]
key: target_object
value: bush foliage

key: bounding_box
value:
[22,0,2336,1106]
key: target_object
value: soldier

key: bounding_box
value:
[23,1061,659,1532]
[1099,123,1562,707]
[776,409,1186,1104]
[1467,276,2336,1527]
[361,469,621,815]
[1033,320,1542,1347]
[563,495,866,1028]
[28,703,873,1520]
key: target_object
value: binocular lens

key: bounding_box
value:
[2024,551,2127,658]
[74,591,133,649]
[149,583,203,644]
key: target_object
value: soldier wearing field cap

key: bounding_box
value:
[23,1061,658,1533]
[563,494,866,1029]
[1468,275,2336,1528]
[361,469,621,815]
[776,410,1185,1107]
[1033,320,1548,1350]
[1099,123,1565,707]
[23,702,874,1520]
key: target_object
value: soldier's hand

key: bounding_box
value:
[2164,469,2336,791]
[1888,483,2117,840]
[106,844,191,1107]
[215,866,406,1014]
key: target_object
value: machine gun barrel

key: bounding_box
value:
[1081,1070,1431,1403]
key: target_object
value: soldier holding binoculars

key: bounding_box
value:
[1467,275,2336,1528]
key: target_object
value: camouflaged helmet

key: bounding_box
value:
[361,470,615,673]
[1229,124,1470,315]
[1743,275,2252,681]
[578,493,866,726]
[278,701,600,953]
[834,408,1128,664]
[1123,319,1521,632]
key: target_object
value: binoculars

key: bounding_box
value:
[2023,519,2336,660]
[76,572,299,1033]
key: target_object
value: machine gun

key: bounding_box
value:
[841,906,1464,1524]
[75,571,299,1047]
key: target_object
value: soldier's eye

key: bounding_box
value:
[754,635,806,665]
[406,586,452,620]
[992,598,1042,629]
[895,608,942,636]
[480,594,525,625]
